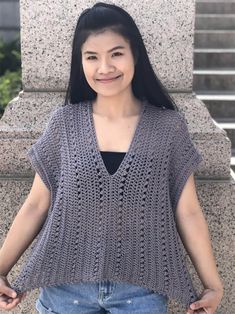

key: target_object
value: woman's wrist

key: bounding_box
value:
[204,277,224,292]
[204,285,224,296]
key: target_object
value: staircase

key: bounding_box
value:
[0,0,20,43]
[193,0,235,172]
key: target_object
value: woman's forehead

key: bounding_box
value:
[82,31,129,52]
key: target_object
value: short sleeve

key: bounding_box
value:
[27,108,61,191]
[168,112,203,213]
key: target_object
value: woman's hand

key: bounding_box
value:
[186,287,224,314]
[0,275,27,311]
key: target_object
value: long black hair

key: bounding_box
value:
[63,2,178,110]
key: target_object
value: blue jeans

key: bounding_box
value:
[35,280,168,313]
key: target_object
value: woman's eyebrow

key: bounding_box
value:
[83,45,126,55]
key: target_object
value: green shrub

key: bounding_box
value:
[0,69,22,117]
[0,33,22,119]
[0,34,21,75]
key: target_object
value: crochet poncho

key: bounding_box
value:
[11,100,203,308]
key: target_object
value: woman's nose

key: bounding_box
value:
[98,59,115,74]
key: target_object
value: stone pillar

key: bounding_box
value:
[0,0,234,313]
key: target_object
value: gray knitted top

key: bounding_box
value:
[11,99,203,307]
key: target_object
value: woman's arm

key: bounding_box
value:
[0,173,50,276]
[0,173,50,310]
[175,173,224,313]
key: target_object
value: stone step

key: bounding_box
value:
[194,30,235,48]
[195,14,235,30]
[194,49,235,68]
[231,149,235,172]
[196,92,235,119]
[211,118,235,171]
[213,120,235,149]
[231,158,235,172]
[193,69,235,91]
[196,1,235,14]
[215,120,235,171]
[0,0,20,43]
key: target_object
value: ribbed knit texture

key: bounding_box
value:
[11,100,203,308]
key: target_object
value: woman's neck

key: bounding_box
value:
[92,94,142,119]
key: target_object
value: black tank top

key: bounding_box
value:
[100,151,126,175]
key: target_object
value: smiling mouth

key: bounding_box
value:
[97,75,122,82]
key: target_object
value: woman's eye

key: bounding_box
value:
[86,52,123,60]
[112,52,123,57]
[87,56,97,60]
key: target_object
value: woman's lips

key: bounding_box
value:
[97,75,122,83]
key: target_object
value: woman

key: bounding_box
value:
[0,2,224,313]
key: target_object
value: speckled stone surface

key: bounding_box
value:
[0,0,234,313]
[0,178,234,314]
[20,0,195,92]
[0,91,64,129]
[0,91,231,178]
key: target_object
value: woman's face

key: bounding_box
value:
[81,30,135,98]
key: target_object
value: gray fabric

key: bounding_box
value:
[11,100,203,307]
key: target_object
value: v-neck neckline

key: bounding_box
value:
[87,99,147,180]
